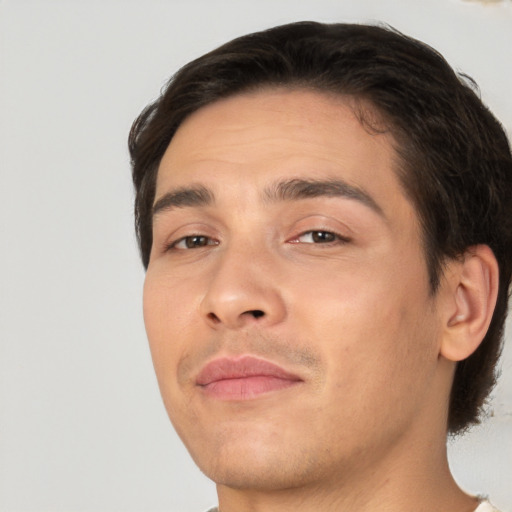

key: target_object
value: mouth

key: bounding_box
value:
[195,355,303,401]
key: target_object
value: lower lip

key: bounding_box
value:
[200,376,300,401]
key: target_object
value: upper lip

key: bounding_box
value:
[196,355,303,386]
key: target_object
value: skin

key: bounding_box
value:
[143,89,489,512]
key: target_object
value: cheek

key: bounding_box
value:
[291,274,438,446]
[142,270,196,380]
[289,252,437,383]
[142,271,206,427]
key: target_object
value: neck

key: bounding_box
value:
[216,426,478,512]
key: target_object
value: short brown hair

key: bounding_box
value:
[129,21,512,434]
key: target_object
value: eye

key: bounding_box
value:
[169,235,218,250]
[292,230,350,244]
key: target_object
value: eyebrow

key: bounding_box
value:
[264,178,384,216]
[152,178,383,218]
[152,185,214,216]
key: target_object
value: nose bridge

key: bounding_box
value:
[199,236,286,329]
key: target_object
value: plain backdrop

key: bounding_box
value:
[1,1,511,511]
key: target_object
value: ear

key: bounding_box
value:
[440,245,499,362]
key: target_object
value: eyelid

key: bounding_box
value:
[285,212,354,238]
[155,221,220,253]
[288,229,352,245]
[166,234,219,251]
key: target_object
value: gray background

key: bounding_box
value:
[1,0,511,510]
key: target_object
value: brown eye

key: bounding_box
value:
[311,231,336,243]
[296,230,343,244]
[185,236,209,248]
[171,235,217,250]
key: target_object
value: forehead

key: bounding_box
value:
[155,88,409,219]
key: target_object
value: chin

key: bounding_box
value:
[184,426,330,491]
[199,453,316,492]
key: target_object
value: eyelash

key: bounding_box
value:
[290,230,351,245]
[166,229,350,252]
[166,235,219,251]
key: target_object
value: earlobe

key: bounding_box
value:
[440,245,499,362]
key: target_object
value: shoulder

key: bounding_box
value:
[474,500,502,512]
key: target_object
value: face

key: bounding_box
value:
[143,89,448,492]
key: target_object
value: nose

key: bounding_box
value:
[199,243,286,329]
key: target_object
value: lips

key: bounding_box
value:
[196,355,303,400]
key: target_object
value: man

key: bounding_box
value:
[129,22,512,512]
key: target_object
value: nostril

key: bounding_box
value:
[205,309,265,325]
[207,312,221,323]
